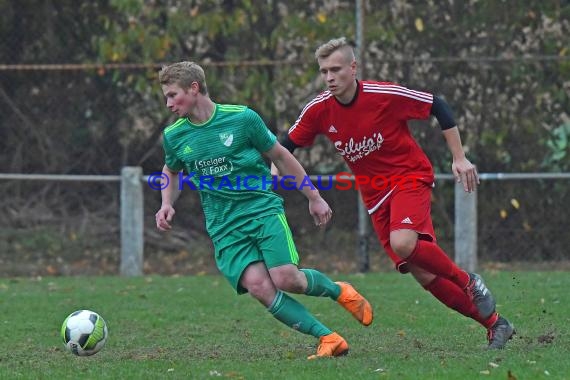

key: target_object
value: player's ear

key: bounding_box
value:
[190,81,201,94]
[351,60,357,71]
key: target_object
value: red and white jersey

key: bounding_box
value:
[288,80,435,213]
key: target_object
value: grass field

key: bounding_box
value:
[0,271,568,379]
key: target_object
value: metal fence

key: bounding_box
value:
[1,170,568,277]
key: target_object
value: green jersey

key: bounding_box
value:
[162,103,284,240]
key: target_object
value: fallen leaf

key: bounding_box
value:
[415,18,424,32]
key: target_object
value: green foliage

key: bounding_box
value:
[92,0,371,131]
[542,122,570,170]
[1,1,569,173]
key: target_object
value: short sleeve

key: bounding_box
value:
[163,135,185,172]
[287,98,321,147]
[381,82,433,121]
[246,108,277,152]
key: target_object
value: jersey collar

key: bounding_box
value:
[186,103,218,127]
[334,80,360,107]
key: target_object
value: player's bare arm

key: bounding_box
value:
[270,133,301,177]
[442,127,479,193]
[430,95,479,193]
[155,165,181,231]
[264,143,332,226]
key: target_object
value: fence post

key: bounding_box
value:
[454,182,477,271]
[355,0,370,272]
[120,166,143,276]
[357,199,370,272]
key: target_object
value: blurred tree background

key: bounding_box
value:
[0,0,568,276]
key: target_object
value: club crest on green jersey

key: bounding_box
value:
[219,132,234,147]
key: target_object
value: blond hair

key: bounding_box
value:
[314,37,355,62]
[158,61,208,95]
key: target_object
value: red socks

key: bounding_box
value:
[402,239,500,329]
[406,239,470,289]
[424,276,498,328]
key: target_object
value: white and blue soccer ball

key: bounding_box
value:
[61,310,108,356]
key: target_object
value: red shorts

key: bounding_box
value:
[369,182,436,273]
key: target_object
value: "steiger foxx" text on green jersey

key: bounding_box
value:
[162,103,284,241]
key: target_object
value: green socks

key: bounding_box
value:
[268,290,332,337]
[300,268,341,300]
[266,269,342,337]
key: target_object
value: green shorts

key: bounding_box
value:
[213,213,300,294]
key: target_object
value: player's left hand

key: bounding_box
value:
[452,157,479,192]
[155,204,175,231]
[309,196,333,227]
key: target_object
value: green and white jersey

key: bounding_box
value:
[162,103,284,240]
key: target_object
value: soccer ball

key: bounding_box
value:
[61,310,108,356]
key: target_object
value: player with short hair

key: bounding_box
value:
[154,61,373,359]
[275,37,515,349]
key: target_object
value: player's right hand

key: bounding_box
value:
[155,205,175,231]
[452,157,479,193]
[309,196,333,228]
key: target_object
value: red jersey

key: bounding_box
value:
[288,80,435,213]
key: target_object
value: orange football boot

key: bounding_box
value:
[336,281,373,326]
[307,332,349,360]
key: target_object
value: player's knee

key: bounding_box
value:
[390,238,416,258]
[242,274,273,301]
[244,281,264,299]
[270,267,305,293]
